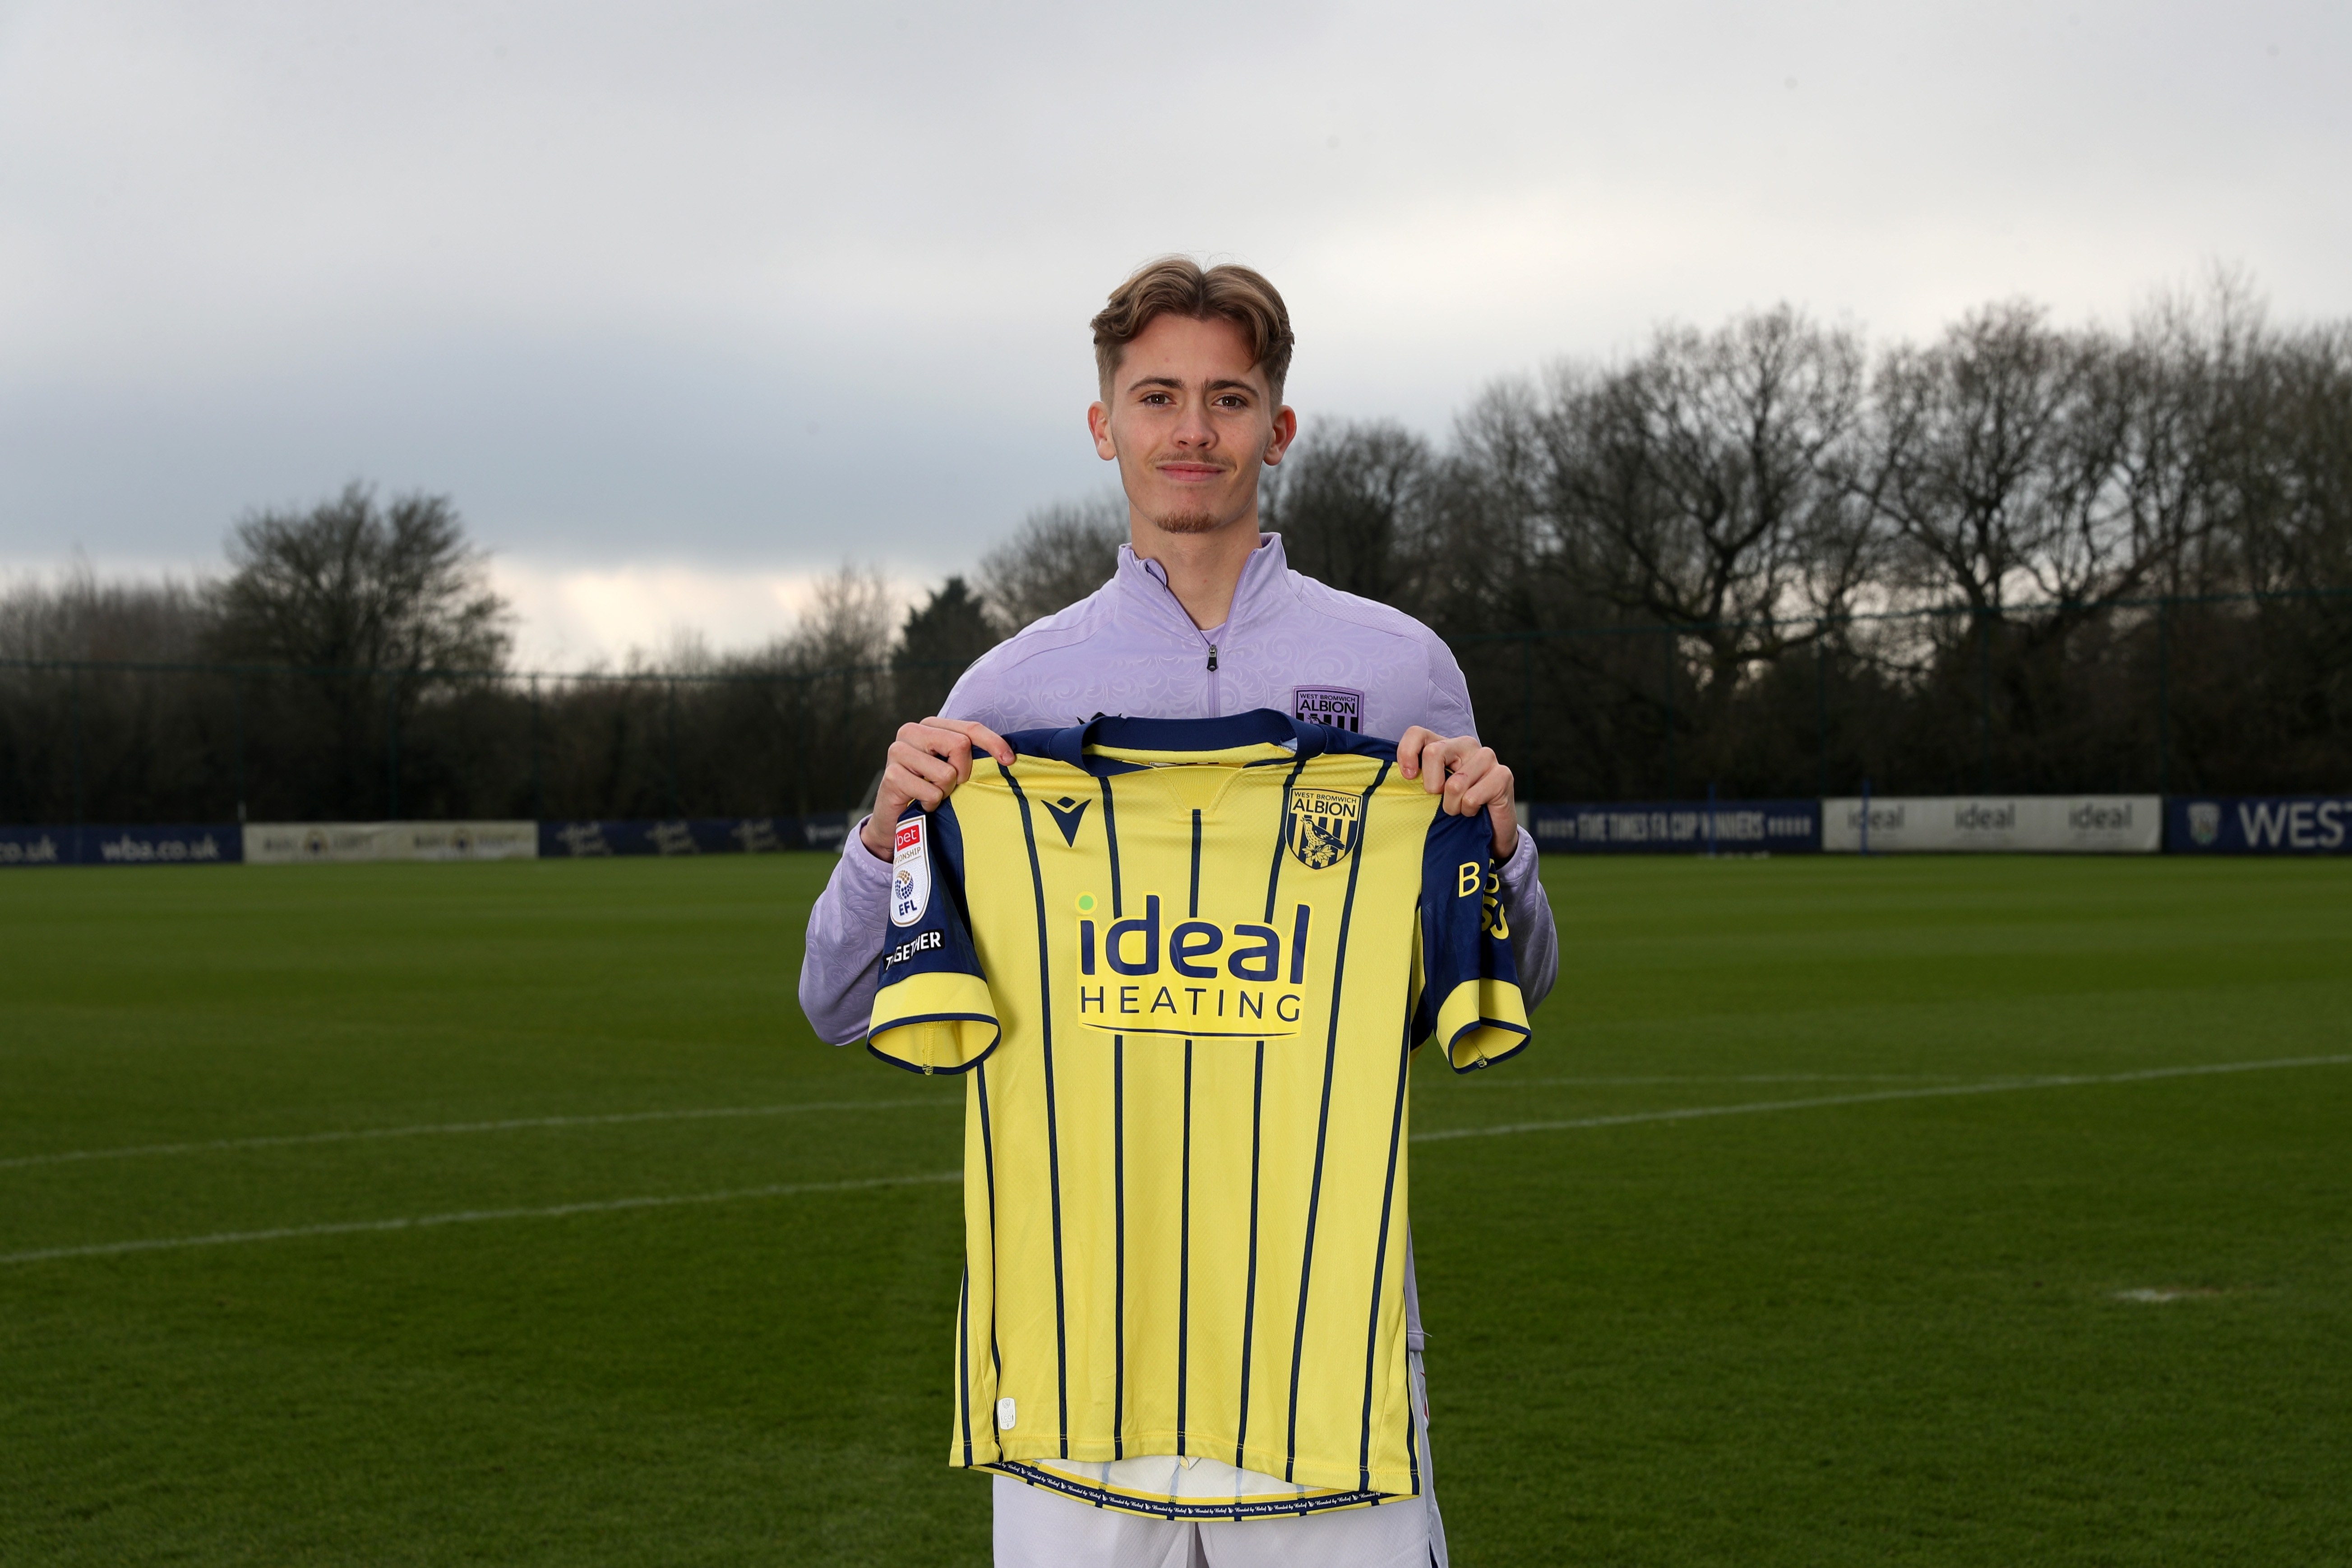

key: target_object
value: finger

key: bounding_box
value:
[1395,726,1436,779]
[1488,797,1520,857]
[889,744,963,797]
[923,718,1015,767]
[1442,749,1498,812]
[903,719,975,757]
[1434,742,1485,804]
[963,722,1014,766]
[902,723,980,785]
[892,742,963,788]
[1457,762,1513,812]
[889,764,949,811]
[1417,738,1453,794]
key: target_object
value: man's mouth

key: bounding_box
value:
[1157,462,1227,483]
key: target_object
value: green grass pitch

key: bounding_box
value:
[3,853,2347,1565]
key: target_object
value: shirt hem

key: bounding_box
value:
[985,1460,1409,1521]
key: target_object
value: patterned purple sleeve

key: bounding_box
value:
[796,660,1007,1046]
[1495,826,1556,1006]
[797,820,895,1046]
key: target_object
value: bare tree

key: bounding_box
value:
[206,483,509,816]
[721,564,904,815]
[978,493,1127,634]
[211,484,510,674]
[1867,301,2181,627]
[1517,308,1878,694]
[2245,321,2352,592]
[1263,420,1435,609]
[0,564,216,664]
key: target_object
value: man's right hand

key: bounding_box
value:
[858,717,1014,860]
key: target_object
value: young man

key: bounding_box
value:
[799,258,1558,1566]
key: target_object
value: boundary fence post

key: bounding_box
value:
[1815,634,1829,800]
[385,671,402,821]
[1662,628,1677,800]
[233,670,248,822]
[1977,606,1993,793]
[70,663,86,829]
[1519,635,1533,785]
[664,678,680,819]
[791,674,807,816]
[2156,595,2171,794]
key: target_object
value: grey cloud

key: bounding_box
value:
[2,0,2346,595]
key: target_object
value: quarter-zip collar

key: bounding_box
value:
[1117,531,1290,644]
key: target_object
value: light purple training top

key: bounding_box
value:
[797,532,1559,1048]
[795,530,1560,1416]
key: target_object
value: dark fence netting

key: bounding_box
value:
[0,659,945,828]
[2,591,2345,829]
[1453,589,2352,802]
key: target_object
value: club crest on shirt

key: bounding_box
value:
[1286,787,1362,870]
[890,816,930,927]
[1292,685,1365,733]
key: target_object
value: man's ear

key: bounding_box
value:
[1263,404,1299,466]
[1088,401,1117,461]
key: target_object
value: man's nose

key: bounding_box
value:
[1169,401,1215,448]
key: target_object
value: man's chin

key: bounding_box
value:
[1149,510,1225,536]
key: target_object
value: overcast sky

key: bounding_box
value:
[2,1,2345,664]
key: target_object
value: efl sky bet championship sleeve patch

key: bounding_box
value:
[867,806,999,1075]
[862,707,1531,1518]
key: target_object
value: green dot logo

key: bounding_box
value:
[1076,893,1097,914]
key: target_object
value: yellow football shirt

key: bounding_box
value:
[868,710,1529,1519]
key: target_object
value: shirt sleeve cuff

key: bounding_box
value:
[840,814,894,895]
[1496,814,1539,889]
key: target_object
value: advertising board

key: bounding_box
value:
[538,815,852,858]
[244,821,539,864]
[1821,796,2159,853]
[2167,795,2352,854]
[0,824,241,868]
[1527,800,1821,853]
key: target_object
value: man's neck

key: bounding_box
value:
[1127,512,1262,630]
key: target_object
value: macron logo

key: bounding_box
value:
[1043,795,1090,847]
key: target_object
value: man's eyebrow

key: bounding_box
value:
[1123,376,1259,396]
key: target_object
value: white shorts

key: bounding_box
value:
[991,1349,1447,1568]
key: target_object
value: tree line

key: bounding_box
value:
[3,279,2347,826]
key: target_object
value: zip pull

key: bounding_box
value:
[1207,643,1219,672]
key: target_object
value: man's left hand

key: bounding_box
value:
[1396,728,1517,858]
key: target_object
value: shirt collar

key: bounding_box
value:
[1117,532,1290,638]
[1008,709,1327,775]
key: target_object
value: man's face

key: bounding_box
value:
[1088,314,1297,537]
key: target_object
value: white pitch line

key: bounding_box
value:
[0,1171,962,1265]
[0,1098,961,1172]
[1412,1054,2352,1142]
[1450,1072,1977,1089]
[11,1054,2346,1268]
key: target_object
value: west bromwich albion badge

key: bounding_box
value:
[1286,787,1362,870]
[1292,685,1366,733]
